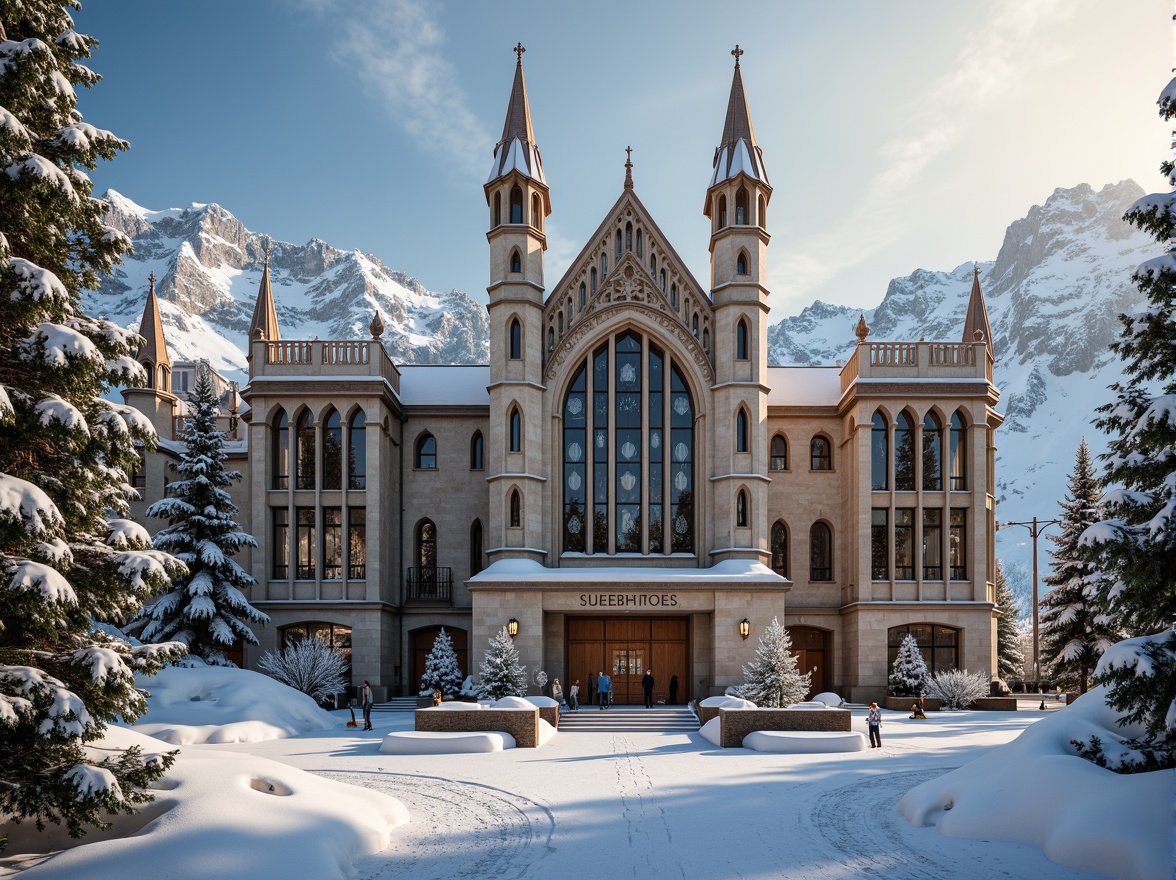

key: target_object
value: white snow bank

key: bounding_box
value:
[379,730,515,754]
[699,716,722,746]
[788,701,833,710]
[432,700,484,710]
[744,730,867,753]
[2,726,407,880]
[812,692,845,707]
[898,684,1170,880]
[491,696,537,710]
[537,718,557,745]
[524,695,559,708]
[126,664,337,744]
[699,695,756,708]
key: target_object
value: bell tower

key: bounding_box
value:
[704,46,773,565]
[485,43,550,564]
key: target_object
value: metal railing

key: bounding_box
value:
[405,567,452,602]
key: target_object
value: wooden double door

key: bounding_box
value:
[566,617,688,705]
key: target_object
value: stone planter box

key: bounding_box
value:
[718,708,852,749]
[971,697,1018,711]
[538,705,559,728]
[884,697,942,712]
[415,707,539,748]
[697,705,720,727]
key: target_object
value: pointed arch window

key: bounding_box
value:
[735,187,748,225]
[143,360,154,389]
[703,327,710,351]
[416,519,437,583]
[871,411,889,490]
[895,411,916,491]
[810,522,833,581]
[736,408,749,453]
[558,312,563,336]
[810,435,831,471]
[470,519,484,575]
[348,411,366,489]
[509,407,521,453]
[649,255,656,276]
[579,282,586,310]
[736,318,749,360]
[470,431,484,470]
[601,253,608,276]
[509,319,521,359]
[736,250,748,276]
[615,230,622,261]
[493,191,502,227]
[736,489,749,528]
[718,194,728,229]
[691,313,699,337]
[272,409,289,489]
[636,229,643,258]
[296,410,315,489]
[625,222,633,252]
[659,269,666,291]
[670,284,678,309]
[591,267,598,294]
[531,193,542,230]
[510,249,521,274]
[770,434,788,471]
[758,194,767,229]
[416,433,437,469]
[322,409,342,490]
[771,520,789,576]
[923,412,943,491]
[950,411,967,490]
[509,489,522,528]
[509,185,523,223]
[548,326,555,352]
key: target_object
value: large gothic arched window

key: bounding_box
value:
[561,330,695,556]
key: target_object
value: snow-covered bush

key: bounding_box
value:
[477,627,527,700]
[738,617,810,708]
[888,633,929,696]
[258,637,348,703]
[924,669,990,709]
[418,628,463,698]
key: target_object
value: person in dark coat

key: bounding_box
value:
[669,674,679,705]
[642,669,655,708]
[360,680,374,731]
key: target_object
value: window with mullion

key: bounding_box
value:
[871,508,888,580]
[296,507,315,579]
[949,508,967,579]
[614,332,642,552]
[272,507,289,579]
[322,507,342,579]
[922,508,942,579]
[563,364,587,552]
[348,507,366,579]
[894,508,914,579]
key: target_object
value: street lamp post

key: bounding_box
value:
[996,516,1060,692]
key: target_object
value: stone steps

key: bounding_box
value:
[558,707,698,733]
[372,697,420,713]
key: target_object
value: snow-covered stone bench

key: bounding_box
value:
[743,729,867,753]
[415,699,541,747]
[380,730,516,754]
[718,707,852,748]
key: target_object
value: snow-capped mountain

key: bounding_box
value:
[768,180,1156,607]
[89,191,490,379]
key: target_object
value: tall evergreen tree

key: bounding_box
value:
[888,633,929,697]
[0,2,186,849]
[477,627,527,700]
[1041,441,1119,693]
[1078,75,1176,764]
[739,617,811,708]
[419,627,463,698]
[128,366,268,664]
[994,561,1025,682]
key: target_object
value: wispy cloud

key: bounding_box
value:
[772,0,1074,309]
[301,0,490,182]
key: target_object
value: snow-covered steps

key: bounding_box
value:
[372,697,420,713]
[557,706,698,733]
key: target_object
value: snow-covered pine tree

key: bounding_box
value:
[476,626,527,700]
[888,633,929,697]
[1077,75,1176,766]
[0,3,187,849]
[128,366,268,664]
[994,561,1025,683]
[739,617,811,708]
[1040,441,1120,694]
[419,627,463,698]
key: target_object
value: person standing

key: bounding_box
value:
[867,702,882,748]
[642,668,655,708]
[669,674,679,705]
[597,670,608,710]
[552,678,564,706]
[360,680,374,731]
[569,679,579,711]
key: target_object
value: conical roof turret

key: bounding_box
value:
[487,43,546,186]
[962,264,994,359]
[710,45,768,187]
[137,272,170,371]
[249,247,281,342]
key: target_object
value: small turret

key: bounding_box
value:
[962,264,994,359]
[136,272,171,392]
[248,245,281,342]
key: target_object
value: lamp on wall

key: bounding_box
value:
[507,617,520,638]
[739,619,750,640]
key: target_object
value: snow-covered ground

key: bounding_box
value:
[0,665,1168,880]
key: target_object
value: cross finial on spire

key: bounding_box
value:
[514,42,525,62]
[148,272,156,289]
[624,146,633,189]
[731,44,743,65]
[973,261,979,279]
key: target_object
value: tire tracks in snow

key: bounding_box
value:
[316,770,555,879]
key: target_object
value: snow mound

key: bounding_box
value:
[524,695,559,708]
[787,701,833,710]
[699,695,756,708]
[379,730,515,754]
[744,730,867,753]
[432,700,484,710]
[699,716,722,746]
[898,684,1169,880]
[0,726,408,880]
[491,696,537,710]
[537,718,557,745]
[127,664,337,744]
[812,692,845,707]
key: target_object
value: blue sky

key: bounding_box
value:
[73,1,1169,317]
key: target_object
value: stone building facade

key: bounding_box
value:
[125,48,1002,704]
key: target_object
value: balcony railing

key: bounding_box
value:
[255,339,401,395]
[840,339,993,393]
[406,567,452,602]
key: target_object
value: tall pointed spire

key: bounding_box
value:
[249,246,280,342]
[711,45,768,187]
[962,264,994,359]
[137,271,170,378]
[487,43,546,186]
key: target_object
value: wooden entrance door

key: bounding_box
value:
[787,626,828,700]
[567,617,688,705]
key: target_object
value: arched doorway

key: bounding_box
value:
[410,626,468,697]
[787,626,829,700]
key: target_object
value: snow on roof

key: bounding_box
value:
[470,557,786,584]
[397,365,490,406]
[767,366,842,407]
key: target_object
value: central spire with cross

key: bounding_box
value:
[624,145,633,189]
[731,44,743,65]
[514,42,525,63]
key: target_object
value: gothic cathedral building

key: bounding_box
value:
[125,48,1002,704]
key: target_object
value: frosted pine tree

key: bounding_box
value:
[1041,441,1120,694]
[739,617,810,707]
[0,3,187,849]
[476,627,527,699]
[1077,75,1176,766]
[419,627,463,698]
[889,633,929,696]
[128,367,267,664]
[994,561,1025,683]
